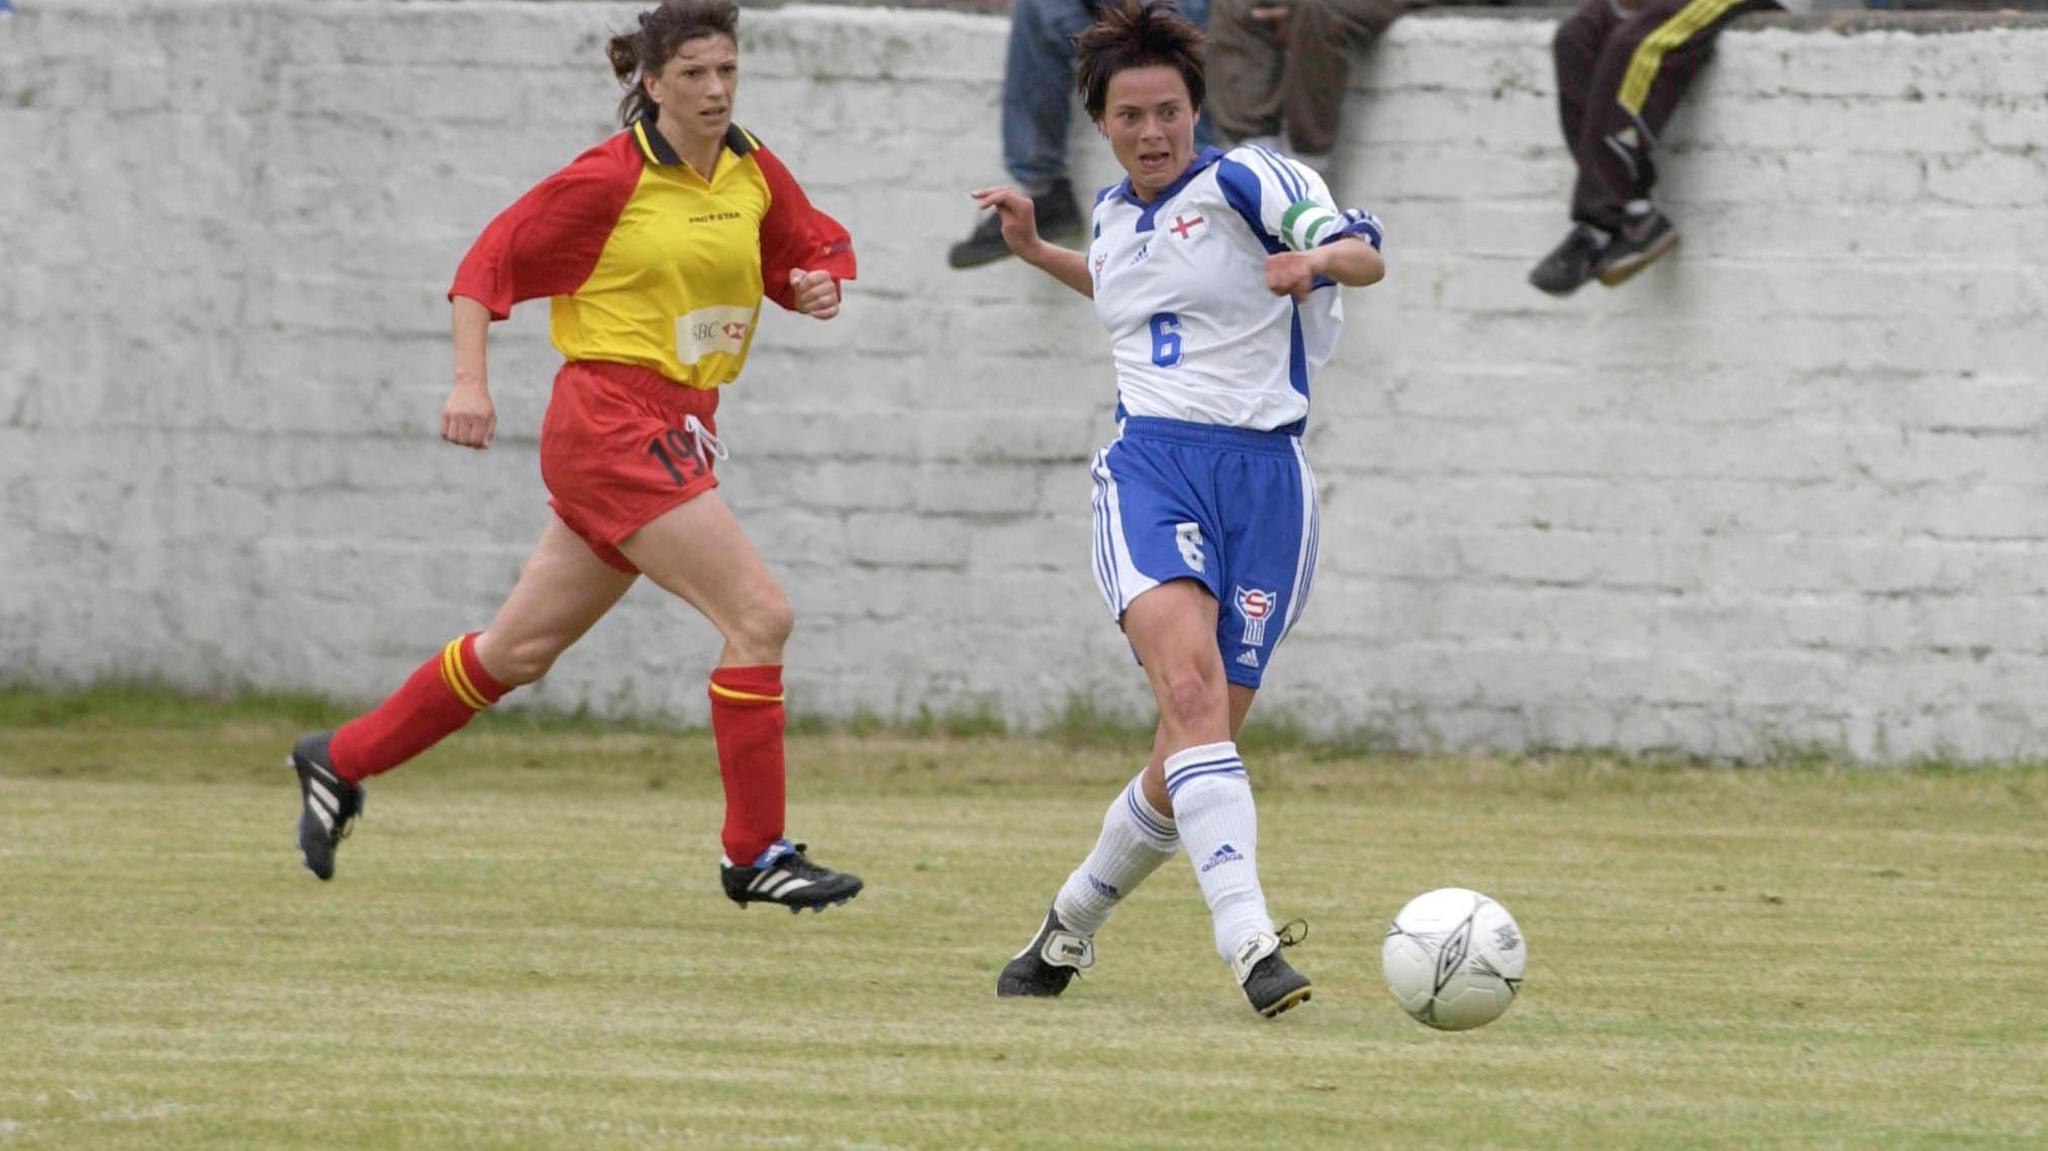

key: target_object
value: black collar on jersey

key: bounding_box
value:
[632,114,756,165]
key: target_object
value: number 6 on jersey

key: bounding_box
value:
[1148,311,1182,367]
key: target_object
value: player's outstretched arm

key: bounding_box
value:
[1264,236,1385,299]
[968,186,1093,298]
[442,294,497,450]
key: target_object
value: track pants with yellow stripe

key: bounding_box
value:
[1553,0,1779,229]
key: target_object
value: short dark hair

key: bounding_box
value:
[1074,0,1206,121]
[606,0,741,127]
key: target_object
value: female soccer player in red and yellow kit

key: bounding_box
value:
[288,0,863,912]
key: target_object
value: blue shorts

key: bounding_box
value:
[1090,416,1321,689]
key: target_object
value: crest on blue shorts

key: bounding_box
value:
[1234,586,1277,646]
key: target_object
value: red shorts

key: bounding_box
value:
[540,360,722,573]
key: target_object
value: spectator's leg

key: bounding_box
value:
[1570,0,1776,228]
[1526,0,1627,296]
[1205,0,1287,146]
[1002,0,1102,191]
[1552,0,1621,193]
[1278,0,1413,159]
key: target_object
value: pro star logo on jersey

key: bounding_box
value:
[1166,212,1208,242]
[1234,586,1276,646]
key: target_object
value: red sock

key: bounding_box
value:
[329,633,510,782]
[708,664,787,865]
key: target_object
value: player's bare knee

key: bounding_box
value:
[1154,664,1224,733]
[724,591,795,657]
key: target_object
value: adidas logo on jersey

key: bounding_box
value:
[1235,649,1260,669]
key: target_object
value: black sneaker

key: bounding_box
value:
[1594,206,1680,287]
[996,905,1095,997]
[720,839,863,913]
[1233,920,1312,1018]
[1528,223,1610,297]
[947,178,1085,269]
[289,731,362,882]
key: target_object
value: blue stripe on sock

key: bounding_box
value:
[1124,784,1176,842]
[1164,755,1243,786]
[1164,763,1249,798]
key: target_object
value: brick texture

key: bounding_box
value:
[4,2,2045,760]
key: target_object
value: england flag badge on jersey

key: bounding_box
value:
[1164,211,1208,243]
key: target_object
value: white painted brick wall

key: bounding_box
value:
[4,1,2046,760]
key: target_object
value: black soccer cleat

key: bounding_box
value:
[1528,223,1609,297]
[720,840,863,913]
[289,731,362,882]
[996,905,1095,998]
[948,178,1085,269]
[1593,205,1680,287]
[1234,920,1313,1018]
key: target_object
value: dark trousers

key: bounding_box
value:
[1553,0,1777,228]
[1208,0,1426,156]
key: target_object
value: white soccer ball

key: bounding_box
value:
[1381,887,1526,1031]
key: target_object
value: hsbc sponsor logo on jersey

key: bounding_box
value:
[1234,586,1276,646]
[676,305,753,364]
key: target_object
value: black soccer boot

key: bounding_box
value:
[996,905,1095,997]
[720,839,863,913]
[289,731,362,882]
[1234,920,1312,1018]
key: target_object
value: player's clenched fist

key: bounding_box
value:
[790,268,840,319]
[1264,250,1320,300]
[441,382,495,449]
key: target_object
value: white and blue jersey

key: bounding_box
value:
[1085,145,1382,687]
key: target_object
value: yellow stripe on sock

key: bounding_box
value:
[709,681,784,705]
[441,639,489,711]
[1618,0,1742,116]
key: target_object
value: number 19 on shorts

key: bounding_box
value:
[646,428,709,488]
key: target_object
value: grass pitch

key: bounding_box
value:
[2,688,2044,1149]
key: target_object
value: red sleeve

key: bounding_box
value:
[447,135,642,320]
[751,142,858,313]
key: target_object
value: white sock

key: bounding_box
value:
[1054,771,1179,936]
[1165,742,1273,963]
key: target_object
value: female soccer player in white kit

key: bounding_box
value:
[971,0,1385,1016]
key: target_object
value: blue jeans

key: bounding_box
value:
[1002,0,1214,190]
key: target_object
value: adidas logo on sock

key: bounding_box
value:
[1087,873,1120,898]
[1200,842,1244,873]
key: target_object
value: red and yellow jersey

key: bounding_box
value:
[448,117,856,390]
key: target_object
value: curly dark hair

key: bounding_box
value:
[1074,0,1206,122]
[606,0,740,127]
